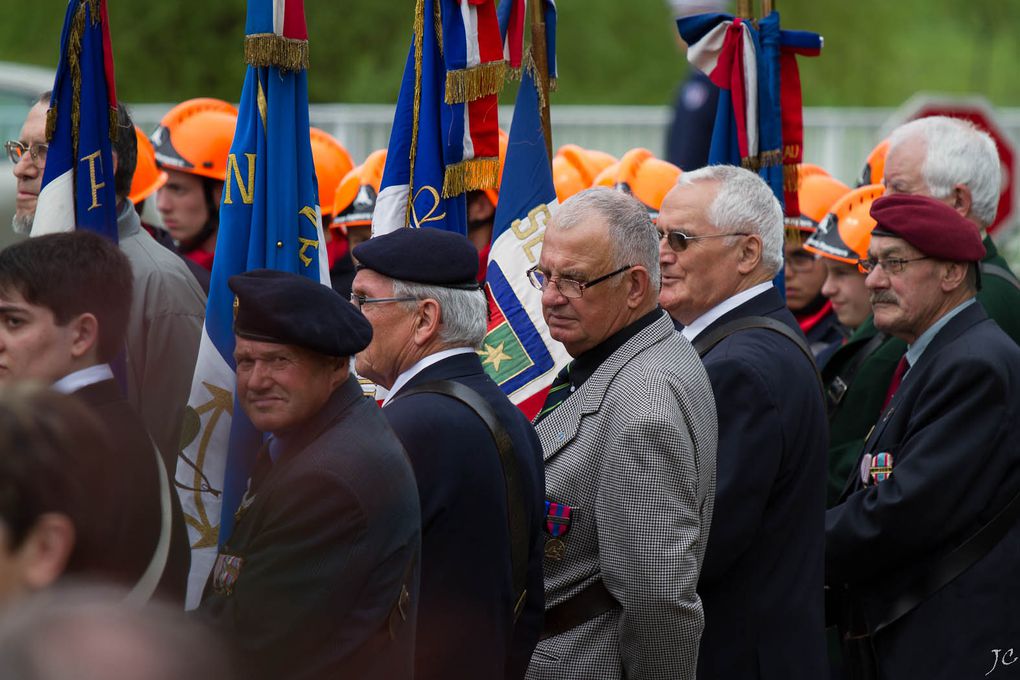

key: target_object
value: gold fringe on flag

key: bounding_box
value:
[244,34,309,72]
[108,106,118,143]
[445,60,507,104]
[523,51,549,112]
[407,0,427,226]
[783,164,799,192]
[45,106,58,144]
[442,157,500,198]
[67,0,86,158]
[434,0,444,56]
[758,148,783,167]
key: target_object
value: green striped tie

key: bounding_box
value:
[535,362,573,423]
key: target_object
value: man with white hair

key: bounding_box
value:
[524,188,717,680]
[658,165,828,679]
[351,228,546,680]
[884,115,1020,343]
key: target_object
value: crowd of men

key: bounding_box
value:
[0,81,1018,680]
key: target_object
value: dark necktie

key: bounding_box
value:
[881,355,910,411]
[535,362,573,424]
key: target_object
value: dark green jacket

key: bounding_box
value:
[821,317,906,507]
[976,237,1020,345]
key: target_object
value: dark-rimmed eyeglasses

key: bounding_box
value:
[658,229,750,252]
[526,264,633,299]
[857,256,929,275]
[4,140,48,166]
[349,293,418,310]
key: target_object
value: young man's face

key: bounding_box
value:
[0,288,78,385]
[156,169,213,244]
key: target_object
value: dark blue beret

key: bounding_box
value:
[228,269,372,357]
[352,228,480,289]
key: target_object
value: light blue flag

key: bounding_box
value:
[175,0,328,609]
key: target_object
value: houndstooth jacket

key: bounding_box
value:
[526,311,718,680]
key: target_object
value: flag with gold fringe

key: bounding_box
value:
[32,0,119,240]
[174,0,328,608]
[373,0,504,236]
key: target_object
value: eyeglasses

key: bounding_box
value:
[658,230,750,252]
[785,250,821,273]
[526,264,633,299]
[4,140,48,166]
[857,256,930,275]
[349,293,418,310]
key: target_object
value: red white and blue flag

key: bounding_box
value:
[175,0,328,608]
[481,1,568,420]
[374,0,504,237]
[33,0,119,240]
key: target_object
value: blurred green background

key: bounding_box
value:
[2,0,1018,106]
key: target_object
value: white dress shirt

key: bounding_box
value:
[680,281,774,342]
[52,363,116,395]
[381,347,477,407]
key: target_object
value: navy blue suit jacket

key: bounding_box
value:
[692,288,828,679]
[827,302,1020,678]
[384,352,545,680]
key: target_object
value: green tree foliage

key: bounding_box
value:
[1,1,1018,106]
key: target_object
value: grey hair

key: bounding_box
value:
[888,116,1002,228]
[551,187,661,288]
[391,279,488,349]
[677,164,784,276]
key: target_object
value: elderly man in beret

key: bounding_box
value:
[195,269,422,680]
[826,194,1020,679]
[351,229,545,680]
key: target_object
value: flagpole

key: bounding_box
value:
[737,0,752,18]
[762,0,774,15]
[529,0,553,162]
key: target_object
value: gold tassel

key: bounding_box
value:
[523,51,548,112]
[505,66,523,82]
[442,157,500,198]
[68,0,86,159]
[108,106,118,143]
[244,34,309,72]
[783,164,799,192]
[758,148,783,168]
[740,155,759,171]
[444,61,507,104]
[548,76,558,93]
[434,0,443,57]
[86,0,101,26]
[45,106,57,143]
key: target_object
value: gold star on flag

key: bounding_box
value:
[478,341,512,372]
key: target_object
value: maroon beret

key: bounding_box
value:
[869,194,986,262]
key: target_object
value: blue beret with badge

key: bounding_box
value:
[228,269,373,357]
[352,228,481,289]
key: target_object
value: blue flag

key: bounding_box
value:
[175,0,327,608]
[33,0,118,240]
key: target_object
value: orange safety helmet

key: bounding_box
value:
[804,184,885,265]
[591,148,681,222]
[331,150,388,236]
[151,99,237,182]
[552,145,617,203]
[310,128,355,216]
[785,168,850,233]
[480,129,510,208]
[129,125,168,205]
[858,139,890,187]
[796,163,831,182]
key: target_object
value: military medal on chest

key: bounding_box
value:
[544,500,574,560]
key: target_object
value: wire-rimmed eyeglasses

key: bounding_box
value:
[4,140,48,166]
[526,264,633,299]
[658,229,750,252]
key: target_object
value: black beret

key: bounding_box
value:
[352,228,480,289]
[228,269,372,356]
[869,194,986,262]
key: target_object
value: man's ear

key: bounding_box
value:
[951,183,973,221]
[17,513,75,591]
[941,261,969,293]
[735,234,764,275]
[624,266,651,308]
[68,313,100,361]
[412,298,443,346]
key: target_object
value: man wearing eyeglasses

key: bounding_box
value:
[350,228,546,680]
[525,188,717,680]
[657,165,828,680]
[826,193,1020,679]
[8,94,50,236]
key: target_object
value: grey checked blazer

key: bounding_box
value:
[526,311,718,680]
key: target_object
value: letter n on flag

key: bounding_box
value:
[33,0,119,240]
[174,0,329,609]
[482,67,569,420]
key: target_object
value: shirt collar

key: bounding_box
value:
[117,199,141,239]
[52,364,115,395]
[904,297,976,369]
[569,307,664,391]
[382,346,477,407]
[680,281,774,342]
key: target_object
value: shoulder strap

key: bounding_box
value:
[825,332,888,417]
[394,380,530,624]
[874,485,1020,633]
[693,315,824,398]
[980,262,1020,292]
